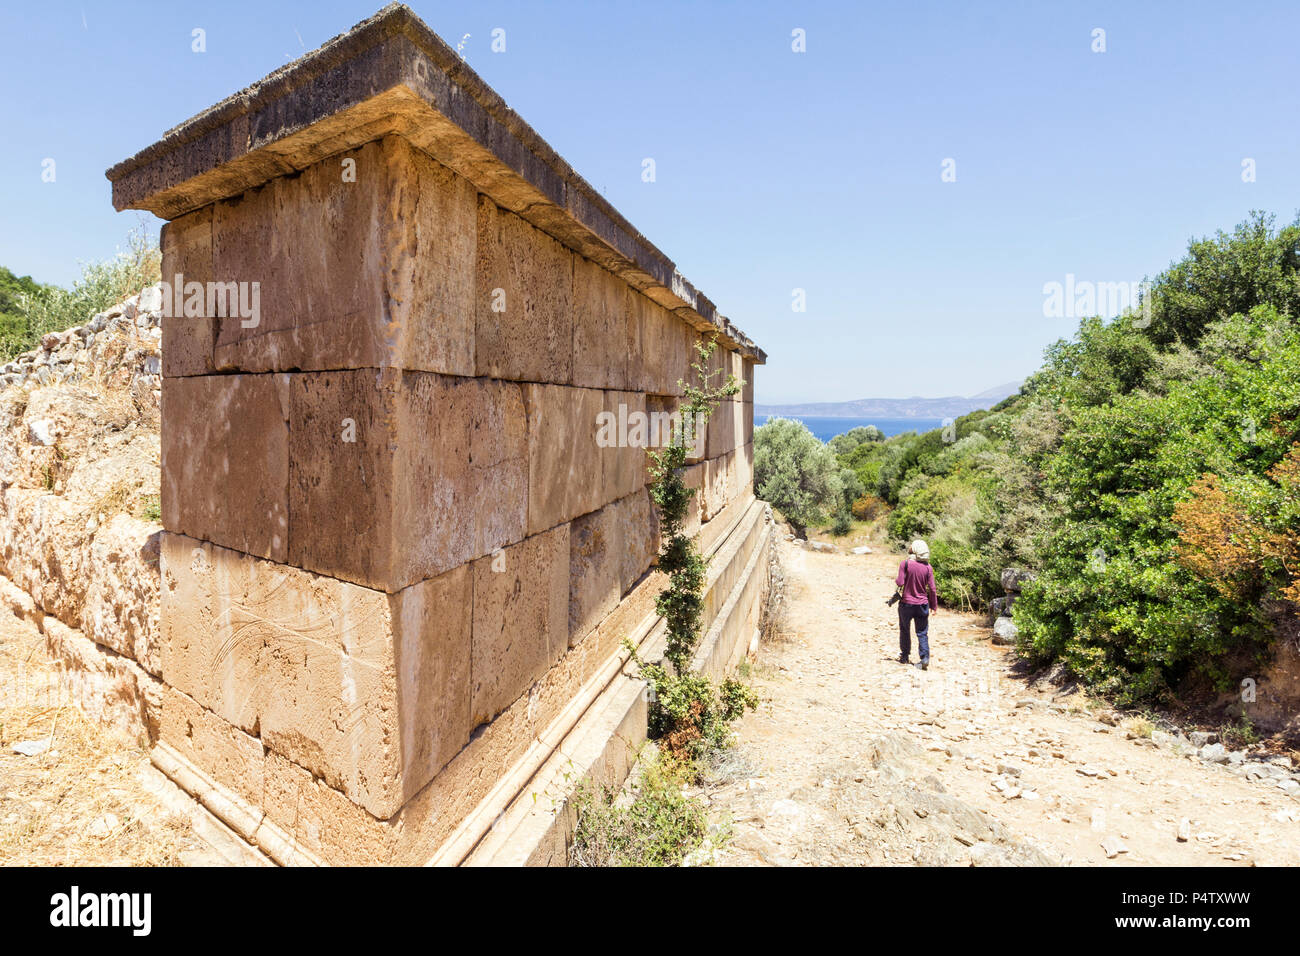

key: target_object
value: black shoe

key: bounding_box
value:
[915,659,929,671]
[897,653,909,664]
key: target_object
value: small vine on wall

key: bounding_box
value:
[624,336,758,760]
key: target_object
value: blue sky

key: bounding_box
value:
[2,0,1298,403]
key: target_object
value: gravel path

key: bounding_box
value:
[707,538,1300,866]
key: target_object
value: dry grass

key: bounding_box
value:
[0,617,195,866]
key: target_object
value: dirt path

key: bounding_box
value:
[706,538,1300,866]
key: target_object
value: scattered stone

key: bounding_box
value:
[1198,743,1230,765]
[997,763,1022,778]
[1000,568,1034,593]
[86,812,121,840]
[1151,730,1191,751]
[138,286,163,312]
[1077,764,1107,778]
[1177,818,1191,842]
[1100,835,1128,859]
[1189,731,1216,747]
[27,419,56,446]
[992,617,1018,645]
[11,739,51,757]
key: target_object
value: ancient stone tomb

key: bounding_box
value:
[107,4,767,864]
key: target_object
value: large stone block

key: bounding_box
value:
[569,489,658,646]
[289,370,527,591]
[157,683,264,808]
[160,373,290,562]
[160,533,472,818]
[208,136,477,376]
[568,507,619,647]
[702,450,737,521]
[260,751,396,864]
[572,256,630,389]
[629,290,687,396]
[391,562,474,796]
[476,197,573,383]
[705,399,745,459]
[522,384,603,535]
[159,207,217,378]
[642,394,707,470]
[601,390,647,502]
[736,441,754,494]
[470,524,569,725]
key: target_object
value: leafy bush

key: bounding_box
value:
[1,226,160,362]
[850,494,884,521]
[1014,301,1300,702]
[569,751,715,867]
[827,425,882,456]
[753,417,844,535]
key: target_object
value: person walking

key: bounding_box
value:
[896,539,938,669]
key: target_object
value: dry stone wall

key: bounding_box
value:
[105,4,768,864]
[0,292,164,740]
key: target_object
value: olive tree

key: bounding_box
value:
[753,417,844,536]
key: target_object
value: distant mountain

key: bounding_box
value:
[755,381,1021,419]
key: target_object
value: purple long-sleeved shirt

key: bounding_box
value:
[896,559,938,611]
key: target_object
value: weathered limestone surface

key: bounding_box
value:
[569,488,658,647]
[476,198,574,383]
[470,524,569,725]
[106,4,767,866]
[573,256,631,390]
[160,533,472,818]
[161,137,478,378]
[161,373,290,562]
[288,369,527,591]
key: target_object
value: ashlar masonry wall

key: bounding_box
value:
[110,4,767,864]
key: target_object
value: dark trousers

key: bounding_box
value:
[899,602,930,662]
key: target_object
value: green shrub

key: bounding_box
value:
[569,751,716,867]
[2,226,160,362]
[753,417,843,535]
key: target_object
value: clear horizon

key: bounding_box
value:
[3,1,1297,404]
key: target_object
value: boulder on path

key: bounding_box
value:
[1198,743,1230,764]
[992,617,1018,645]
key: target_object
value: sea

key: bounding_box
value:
[754,415,946,443]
